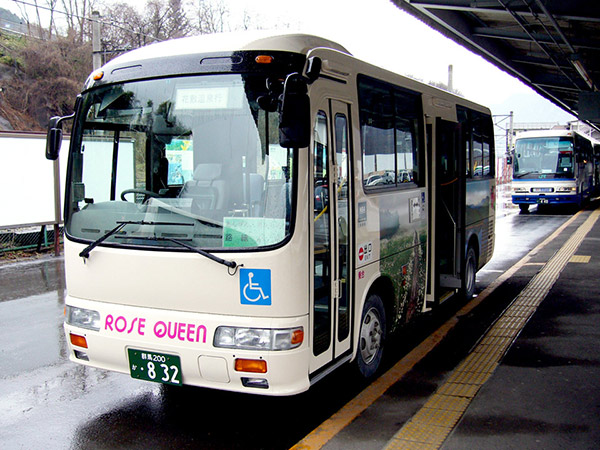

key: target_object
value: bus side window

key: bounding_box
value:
[472,132,483,178]
[465,139,471,178]
[358,75,422,190]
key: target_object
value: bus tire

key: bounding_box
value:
[519,204,529,213]
[463,246,477,300]
[356,294,386,378]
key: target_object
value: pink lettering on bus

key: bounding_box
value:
[152,320,206,343]
[105,314,114,331]
[103,315,205,343]
[114,316,127,332]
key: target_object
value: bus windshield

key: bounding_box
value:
[513,136,574,179]
[67,74,295,251]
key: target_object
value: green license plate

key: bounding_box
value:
[128,348,182,386]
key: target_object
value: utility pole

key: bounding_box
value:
[92,11,102,71]
[508,111,514,153]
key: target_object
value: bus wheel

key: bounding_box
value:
[356,294,386,378]
[519,204,529,213]
[463,247,477,300]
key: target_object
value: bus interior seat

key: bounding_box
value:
[180,163,228,212]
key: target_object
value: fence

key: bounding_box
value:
[0,225,63,254]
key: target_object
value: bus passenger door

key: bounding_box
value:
[331,100,352,359]
[435,118,464,300]
[310,99,353,375]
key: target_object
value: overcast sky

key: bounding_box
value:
[1,0,576,126]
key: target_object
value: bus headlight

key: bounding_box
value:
[556,186,576,192]
[65,305,101,331]
[513,187,528,193]
[214,326,304,351]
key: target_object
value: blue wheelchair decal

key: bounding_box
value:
[240,268,271,306]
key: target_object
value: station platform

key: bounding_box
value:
[438,206,600,448]
[295,203,600,450]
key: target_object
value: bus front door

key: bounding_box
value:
[310,99,352,376]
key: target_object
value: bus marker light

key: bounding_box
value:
[255,55,273,64]
[92,70,104,81]
[70,333,88,349]
[235,358,267,373]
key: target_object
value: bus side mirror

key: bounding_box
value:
[305,57,321,84]
[46,113,74,160]
[46,116,63,160]
[279,73,310,149]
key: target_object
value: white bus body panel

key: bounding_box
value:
[64,296,310,395]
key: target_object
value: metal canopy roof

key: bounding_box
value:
[393,1,600,127]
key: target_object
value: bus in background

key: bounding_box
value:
[46,32,494,396]
[511,129,596,212]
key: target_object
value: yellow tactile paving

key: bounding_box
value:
[503,304,537,317]
[570,255,591,263]
[427,394,472,412]
[383,208,600,450]
[445,369,493,386]
[455,351,500,374]
[436,382,480,398]
[412,407,463,429]
[476,335,514,349]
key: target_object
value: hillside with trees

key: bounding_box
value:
[0,0,254,131]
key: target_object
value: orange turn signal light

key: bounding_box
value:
[70,333,88,349]
[255,55,273,64]
[92,70,104,81]
[235,358,267,373]
[291,329,304,345]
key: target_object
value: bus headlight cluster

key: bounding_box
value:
[213,326,303,351]
[556,186,576,192]
[65,305,101,331]
[513,186,528,193]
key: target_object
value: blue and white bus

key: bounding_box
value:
[511,129,596,212]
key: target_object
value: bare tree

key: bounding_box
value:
[195,0,230,34]
[164,0,192,39]
[100,2,149,56]
[61,0,98,43]
[100,0,193,61]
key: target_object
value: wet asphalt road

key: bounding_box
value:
[0,205,573,449]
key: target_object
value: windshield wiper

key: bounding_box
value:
[515,171,535,178]
[154,237,237,269]
[79,220,193,259]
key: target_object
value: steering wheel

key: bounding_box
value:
[120,188,160,201]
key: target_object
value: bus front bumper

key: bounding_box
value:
[64,297,311,396]
[512,194,581,206]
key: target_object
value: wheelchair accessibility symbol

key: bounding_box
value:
[240,268,271,306]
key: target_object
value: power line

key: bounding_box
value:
[10,0,161,43]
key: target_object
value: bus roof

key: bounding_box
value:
[515,129,577,140]
[105,32,351,67]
